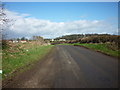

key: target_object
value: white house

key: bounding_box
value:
[59,39,66,41]
[12,40,19,43]
[20,40,27,43]
[51,39,54,41]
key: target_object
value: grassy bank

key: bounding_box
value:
[2,43,54,79]
[74,43,120,58]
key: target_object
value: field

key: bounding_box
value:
[74,43,120,58]
[2,42,53,79]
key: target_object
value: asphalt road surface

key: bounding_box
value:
[3,45,118,88]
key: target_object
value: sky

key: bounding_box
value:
[2,2,118,39]
[2,0,120,2]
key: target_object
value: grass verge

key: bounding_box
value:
[74,43,120,58]
[2,45,54,79]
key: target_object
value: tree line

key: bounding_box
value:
[55,34,111,40]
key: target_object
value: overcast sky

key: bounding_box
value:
[2,2,118,39]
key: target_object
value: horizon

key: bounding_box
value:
[5,33,118,40]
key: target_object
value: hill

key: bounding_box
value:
[54,34,111,40]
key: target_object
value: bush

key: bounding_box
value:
[2,40,9,49]
[76,35,120,45]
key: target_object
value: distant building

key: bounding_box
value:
[12,40,19,43]
[20,40,27,43]
[51,39,54,42]
[8,40,13,43]
[59,39,66,41]
[9,40,27,43]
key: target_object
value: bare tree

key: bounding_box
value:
[0,1,13,49]
[33,36,45,45]
[0,1,15,40]
[0,2,8,41]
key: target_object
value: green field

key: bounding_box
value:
[2,44,54,79]
[74,43,120,58]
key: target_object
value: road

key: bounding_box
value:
[3,45,118,88]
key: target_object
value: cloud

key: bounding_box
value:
[3,10,118,39]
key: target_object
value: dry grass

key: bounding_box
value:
[2,42,53,79]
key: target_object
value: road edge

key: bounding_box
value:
[2,46,55,88]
